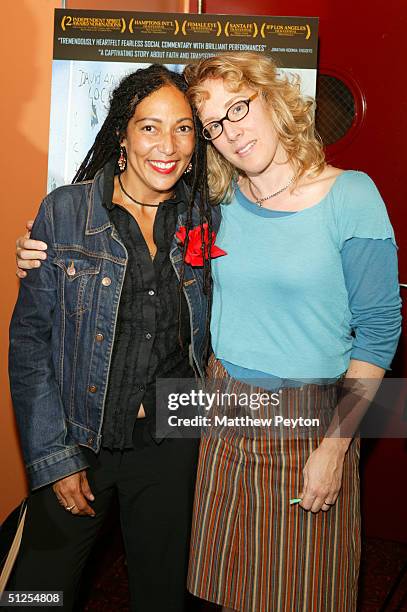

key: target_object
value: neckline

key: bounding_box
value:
[234,170,348,219]
[103,166,183,212]
[111,195,176,209]
[236,196,296,218]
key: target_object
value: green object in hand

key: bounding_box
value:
[290,498,302,505]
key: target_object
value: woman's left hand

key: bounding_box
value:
[299,438,349,513]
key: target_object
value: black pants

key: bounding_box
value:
[9,429,199,611]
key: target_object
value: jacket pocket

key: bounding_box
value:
[55,256,101,317]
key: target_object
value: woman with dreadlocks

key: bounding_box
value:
[8,64,214,611]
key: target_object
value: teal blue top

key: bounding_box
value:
[211,171,399,379]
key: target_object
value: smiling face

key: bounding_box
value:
[198,78,286,178]
[121,84,195,201]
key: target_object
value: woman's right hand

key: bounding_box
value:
[52,470,96,517]
[16,220,48,279]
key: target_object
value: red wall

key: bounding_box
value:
[195,0,407,542]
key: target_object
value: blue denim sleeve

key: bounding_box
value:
[9,196,88,490]
[341,237,402,369]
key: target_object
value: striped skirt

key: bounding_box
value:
[187,357,361,612]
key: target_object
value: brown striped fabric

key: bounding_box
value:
[187,357,361,612]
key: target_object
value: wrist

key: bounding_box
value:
[319,436,351,455]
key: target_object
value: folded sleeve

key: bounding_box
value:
[341,237,402,369]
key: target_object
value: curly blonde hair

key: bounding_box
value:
[184,52,325,203]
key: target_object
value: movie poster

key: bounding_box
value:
[49,10,319,191]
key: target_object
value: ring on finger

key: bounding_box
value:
[65,504,77,512]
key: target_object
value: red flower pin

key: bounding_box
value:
[176,223,227,266]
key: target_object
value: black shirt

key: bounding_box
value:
[101,166,193,449]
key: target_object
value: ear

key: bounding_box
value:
[116,128,126,147]
[119,136,129,154]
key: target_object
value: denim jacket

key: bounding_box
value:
[9,166,220,490]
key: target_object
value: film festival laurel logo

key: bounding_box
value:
[59,13,314,43]
[61,15,126,33]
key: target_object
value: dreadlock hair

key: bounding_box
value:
[74,64,192,183]
[73,63,214,364]
[176,115,214,361]
[175,83,214,361]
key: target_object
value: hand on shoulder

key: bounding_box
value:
[15,220,48,278]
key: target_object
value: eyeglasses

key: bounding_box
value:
[202,93,259,141]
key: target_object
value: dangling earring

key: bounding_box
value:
[184,162,193,175]
[118,145,127,172]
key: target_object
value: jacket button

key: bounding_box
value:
[102,277,111,286]
[148,289,155,296]
[88,385,97,393]
[95,333,104,342]
[145,332,152,340]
